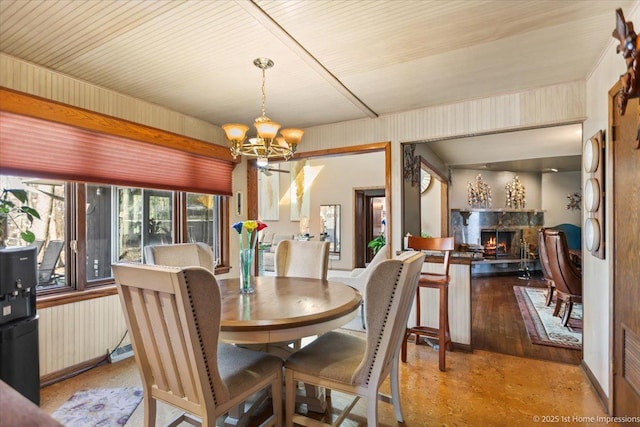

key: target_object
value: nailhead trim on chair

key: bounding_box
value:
[182,271,218,406]
[365,265,403,384]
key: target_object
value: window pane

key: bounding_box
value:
[117,188,143,262]
[1,176,67,290]
[86,185,113,281]
[146,191,173,246]
[186,193,220,260]
[116,188,174,263]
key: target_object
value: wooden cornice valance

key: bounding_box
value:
[0,86,236,162]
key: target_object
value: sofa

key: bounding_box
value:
[261,233,294,272]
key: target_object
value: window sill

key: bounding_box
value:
[37,284,118,309]
[36,265,231,309]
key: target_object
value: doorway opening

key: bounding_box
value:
[354,188,386,267]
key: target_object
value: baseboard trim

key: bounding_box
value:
[40,355,107,388]
[580,360,609,414]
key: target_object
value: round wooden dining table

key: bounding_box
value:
[217,275,362,345]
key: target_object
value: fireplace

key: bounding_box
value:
[481,229,521,258]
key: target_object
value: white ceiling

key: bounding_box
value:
[0,0,635,168]
[426,123,584,172]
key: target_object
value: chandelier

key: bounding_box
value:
[222,58,303,167]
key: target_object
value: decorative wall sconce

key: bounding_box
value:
[612,8,639,149]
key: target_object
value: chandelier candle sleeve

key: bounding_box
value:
[232,220,267,294]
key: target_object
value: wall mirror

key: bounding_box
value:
[320,204,341,259]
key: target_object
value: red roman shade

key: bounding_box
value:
[0,111,233,195]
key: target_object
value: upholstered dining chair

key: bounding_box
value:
[284,252,425,427]
[402,235,455,371]
[332,244,389,328]
[113,263,283,427]
[544,229,583,327]
[144,242,218,273]
[537,228,556,306]
[275,240,330,280]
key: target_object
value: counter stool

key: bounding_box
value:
[401,236,455,371]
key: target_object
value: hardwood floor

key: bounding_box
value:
[472,273,582,365]
[40,340,604,426]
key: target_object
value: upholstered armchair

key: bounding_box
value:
[144,242,218,273]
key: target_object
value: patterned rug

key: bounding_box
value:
[513,286,582,350]
[51,387,142,426]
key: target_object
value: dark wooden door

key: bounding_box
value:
[354,188,385,267]
[611,87,640,418]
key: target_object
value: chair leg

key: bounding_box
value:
[553,298,563,317]
[271,373,282,427]
[401,329,409,363]
[415,286,421,339]
[144,396,156,427]
[438,285,447,371]
[562,301,574,327]
[545,282,554,306]
[390,353,404,422]
[285,369,295,427]
[366,390,378,427]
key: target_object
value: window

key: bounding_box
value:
[2,175,228,295]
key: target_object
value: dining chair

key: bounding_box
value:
[283,252,425,426]
[544,229,582,327]
[144,242,218,273]
[402,235,455,371]
[537,228,556,306]
[275,240,330,280]
[332,244,389,328]
[113,263,283,427]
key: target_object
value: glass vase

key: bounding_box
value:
[239,248,255,294]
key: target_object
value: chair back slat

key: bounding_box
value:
[537,228,554,283]
[353,252,425,387]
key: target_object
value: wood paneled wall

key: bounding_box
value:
[38,295,128,376]
[0,53,226,146]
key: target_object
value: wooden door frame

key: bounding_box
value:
[248,141,392,254]
[608,80,640,417]
[354,188,386,267]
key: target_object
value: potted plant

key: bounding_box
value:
[367,234,386,256]
[0,188,41,247]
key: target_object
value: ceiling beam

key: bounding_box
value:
[237,0,379,119]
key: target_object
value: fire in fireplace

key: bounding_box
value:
[481,229,521,258]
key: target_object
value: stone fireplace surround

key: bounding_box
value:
[451,209,544,275]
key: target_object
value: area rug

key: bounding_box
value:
[513,286,582,350]
[51,387,142,426]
